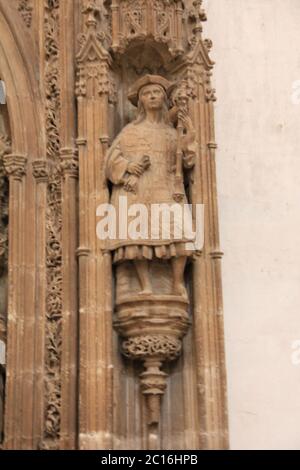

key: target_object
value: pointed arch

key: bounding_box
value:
[0,2,45,156]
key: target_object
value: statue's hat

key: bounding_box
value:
[128,74,173,106]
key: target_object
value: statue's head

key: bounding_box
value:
[128,74,172,106]
[138,84,166,113]
[128,74,173,125]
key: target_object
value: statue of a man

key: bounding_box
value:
[105,74,196,298]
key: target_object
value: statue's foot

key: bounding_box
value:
[173,283,188,299]
[138,288,153,296]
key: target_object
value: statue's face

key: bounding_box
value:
[139,84,165,111]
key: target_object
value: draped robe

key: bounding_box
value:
[105,119,196,263]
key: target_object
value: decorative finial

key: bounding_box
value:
[195,0,207,22]
[189,0,207,40]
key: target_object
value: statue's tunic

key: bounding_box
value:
[106,120,195,263]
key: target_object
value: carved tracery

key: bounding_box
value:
[41,0,63,450]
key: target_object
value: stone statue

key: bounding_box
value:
[105,74,196,298]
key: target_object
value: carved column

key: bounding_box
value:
[31,160,48,448]
[59,0,79,450]
[0,0,49,449]
[76,2,114,449]
[174,39,229,449]
[2,154,27,449]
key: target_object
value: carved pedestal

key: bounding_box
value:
[114,294,190,448]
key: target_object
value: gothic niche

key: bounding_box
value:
[106,74,196,431]
[101,1,202,442]
[0,99,10,445]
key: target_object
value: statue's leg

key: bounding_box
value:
[134,260,152,295]
[171,256,187,298]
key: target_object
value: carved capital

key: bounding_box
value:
[3,155,27,180]
[60,148,79,178]
[32,160,49,182]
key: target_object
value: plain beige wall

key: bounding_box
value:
[203,0,300,450]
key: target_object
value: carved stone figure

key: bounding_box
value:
[105,74,196,298]
[105,74,198,434]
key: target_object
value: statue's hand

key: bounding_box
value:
[123,175,138,194]
[178,109,193,130]
[178,109,196,145]
[127,161,145,176]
